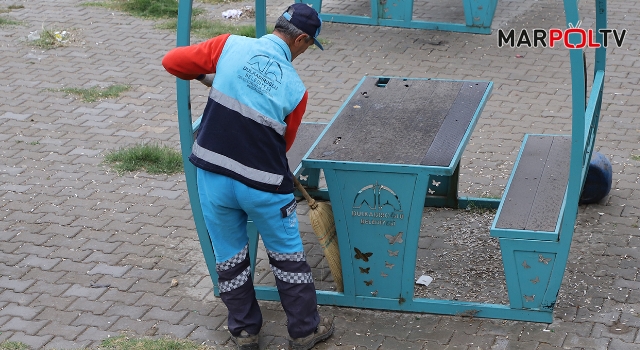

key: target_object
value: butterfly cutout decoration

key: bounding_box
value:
[522,260,530,269]
[388,250,399,257]
[371,290,378,297]
[364,280,373,286]
[428,188,435,194]
[354,247,373,262]
[538,254,551,264]
[380,272,388,278]
[359,267,370,274]
[432,180,441,187]
[385,232,403,245]
[523,294,535,302]
[530,276,539,284]
[385,261,394,269]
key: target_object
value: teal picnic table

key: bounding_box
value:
[174,0,607,324]
[248,0,498,35]
[293,0,498,34]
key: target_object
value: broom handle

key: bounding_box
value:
[293,176,318,209]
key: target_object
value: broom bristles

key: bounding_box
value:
[309,202,343,292]
[293,177,343,292]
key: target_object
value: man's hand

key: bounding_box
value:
[197,74,214,87]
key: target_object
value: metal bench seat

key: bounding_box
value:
[491,135,572,241]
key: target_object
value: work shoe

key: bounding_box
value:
[289,316,334,350]
[230,330,259,350]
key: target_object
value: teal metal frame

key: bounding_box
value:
[173,0,607,324]
[292,0,498,34]
[488,0,607,320]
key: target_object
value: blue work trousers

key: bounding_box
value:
[197,169,319,338]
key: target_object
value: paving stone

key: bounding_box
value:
[0,290,38,306]
[38,322,87,341]
[109,316,156,334]
[119,254,162,270]
[83,251,127,265]
[75,326,121,343]
[2,317,49,335]
[134,293,181,309]
[0,314,11,328]
[139,306,188,324]
[91,275,137,291]
[379,337,424,349]
[87,263,132,278]
[5,332,53,350]
[14,243,57,257]
[18,255,61,271]
[51,260,96,273]
[43,337,93,350]
[181,311,226,331]
[124,267,167,282]
[0,276,36,293]
[0,264,30,280]
[154,321,198,339]
[66,297,114,315]
[49,246,94,262]
[103,304,150,320]
[35,307,81,325]
[188,325,232,346]
[71,313,121,331]
[0,304,44,320]
[80,239,123,254]
[8,230,51,245]
[62,284,109,301]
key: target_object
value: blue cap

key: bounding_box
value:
[282,3,324,50]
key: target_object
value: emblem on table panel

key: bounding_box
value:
[384,232,403,245]
[385,261,394,269]
[388,250,399,257]
[351,182,404,226]
[364,279,373,286]
[523,294,536,302]
[354,247,373,262]
[352,182,402,212]
[359,267,370,274]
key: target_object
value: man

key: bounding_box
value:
[162,3,334,350]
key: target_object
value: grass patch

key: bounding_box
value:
[29,26,72,49]
[157,18,269,38]
[99,335,212,349]
[0,342,30,350]
[104,143,183,175]
[51,84,130,102]
[199,0,244,4]
[632,154,640,161]
[0,16,20,25]
[82,0,203,19]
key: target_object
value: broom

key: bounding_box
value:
[293,177,343,292]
